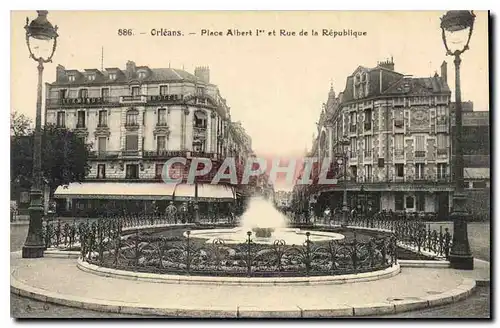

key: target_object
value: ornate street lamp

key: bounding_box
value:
[22,11,58,258]
[337,137,350,227]
[440,10,475,270]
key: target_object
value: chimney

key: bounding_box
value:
[56,65,66,82]
[441,61,447,84]
[126,60,136,78]
[194,66,210,83]
[377,57,395,71]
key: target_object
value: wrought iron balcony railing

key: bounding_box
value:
[415,151,426,158]
[88,151,120,159]
[437,149,448,156]
[394,120,404,128]
[148,94,183,103]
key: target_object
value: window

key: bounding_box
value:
[416,192,425,211]
[415,163,425,179]
[56,111,66,127]
[98,110,107,127]
[350,138,357,158]
[194,110,207,128]
[437,106,446,116]
[157,136,166,151]
[364,164,372,181]
[415,135,425,157]
[157,108,167,125]
[405,196,414,209]
[395,134,404,150]
[394,110,404,127]
[395,194,404,211]
[108,73,116,80]
[395,164,404,177]
[97,164,106,179]
[196,86,205,95]
[365,135,372,153]
[193,139,205,152]
[126,110,138,126]
[350,112,357,125]
[77,111,86,128]
[87,74,95,81]
[472,181,487,189]
[68,75,75,82]
[415,136,425,151]
[125,135,139,151]
[138,71,147,79]
[351,166,357,181]
[437,163,447,179]
[101,88,109,98]
[59,89,67,99]
[79,89,88,98]
[125,164,139,179]
[437,134,448,149]
[155,164,164,179]
[98,137,107,153]
[131,86,140,96]
[160,85,169,96]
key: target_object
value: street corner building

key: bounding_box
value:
[45,61,261,217]
[294,58,490,220]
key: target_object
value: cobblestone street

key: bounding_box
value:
[11,222,491,318]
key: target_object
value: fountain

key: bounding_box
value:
[188,197,345,244]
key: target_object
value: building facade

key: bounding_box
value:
[306,58,455,219]
[47,61,253,216]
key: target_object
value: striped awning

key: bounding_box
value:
[464,168,490,180]
[198,184,235,201]
[53,182,176,200]
[173,183,196,201]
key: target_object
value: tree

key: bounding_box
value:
[11,124,92,195]
[10,111,33,137]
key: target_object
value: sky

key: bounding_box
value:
[10,11,489,190]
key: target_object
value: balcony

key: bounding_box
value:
[121,150,141,157]
[437,148,448,156]
[364,122,372,131]
[125,122,139,131]
[394,149,404,157]
[94,124,110,138]
[153,122,170,137]
[120,95,147,104]
[46,97,119,108]
[193,126,207,137]
[88,151,120,159]
[436,124,448,133]
[415,151,426,158]
[394,120,404,128]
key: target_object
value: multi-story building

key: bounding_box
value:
[274,190,292,208]
[306,58,455,219]
[451,105,490,220]
[48,61,252,216]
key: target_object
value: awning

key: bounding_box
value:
[173,183,196,201]
[198,184,235,202]
[464,168,490,180]
[53,182,176,200]
[194,111,207,120]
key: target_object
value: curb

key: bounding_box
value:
[398,260,450,268]
[10,273,476,317]
[76,259,401,286]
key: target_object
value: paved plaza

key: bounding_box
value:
[10,222,491,318]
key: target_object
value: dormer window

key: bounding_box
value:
[87,74,95,81]
[138,71,147,79]
[131,86,140,96]
[109,73,116,80]
[196,86,205,95]
[68,75,75,82]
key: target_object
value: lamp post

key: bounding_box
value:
[337,137,350,227]
[22,11,58,258]
[440,10,475,270]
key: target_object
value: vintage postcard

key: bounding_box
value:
[10,10,490,319]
